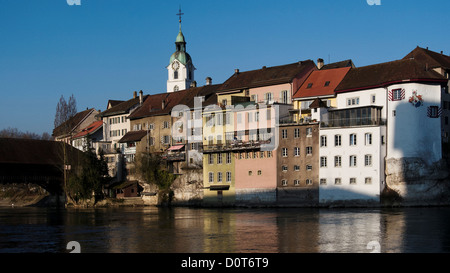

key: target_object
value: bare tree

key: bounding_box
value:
[54,94,77,129]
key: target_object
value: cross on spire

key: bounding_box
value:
[176,6,184,29]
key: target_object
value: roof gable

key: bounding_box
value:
[403,46,450,70]
[52,108,97,137]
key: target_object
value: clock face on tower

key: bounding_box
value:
[172,61,179,70]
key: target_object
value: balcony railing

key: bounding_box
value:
[203,139,273,153]
[320,117,386,128]
[162,152,186,161]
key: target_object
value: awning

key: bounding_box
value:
[208,185,230,191]
[167,144,184,151]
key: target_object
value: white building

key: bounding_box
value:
[318,58,447,204]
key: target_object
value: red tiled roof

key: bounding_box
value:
[293,67,351,99]
[72,120,103,139]
[335,58,447,93]
[128,84,223,119]
[218,60,316,92]
[52,108,97,137]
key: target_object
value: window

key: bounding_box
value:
[320,156,327,167]
[365,133,372,145]
[265,92,273,102]
[237,113,242,123]
[320,135,327,147]
[306,127,312,136]
[247,112,253,123]
[174,70,178,79]
[226,172,232,183]
[350,134,357,146]
[350,155,357,167]
[365,177,372,184]
[365,154,372,166]
[392,88,404,101]
[428,106,440,118]
[307,83,313,89]
[257,170,262,175]
[280,90,289,104]
[174,85,179,92]
[324,81,330,87]
[255,112,259,122]
[335,135,341,146]
[347,97,359,106]
[267,151,273,157]
[392,110,396,117]
[350,178,357,184]
[306,165,312,171]
[294,147,300,156]
[217,153,223,164]
[306,146,312,155]
[294,165,300,171]
[282,129,288,139]
[260,151,265,158]
[371,94,376,104]
[282,148,288,157]
[320,178,327,185]
[163,135,170,144]
[281,179,288,186]
[294,128,300,138]
[226,153,232,164]
[335,178,342,185]
[334,156,342,167]
[251,94,258,102]
[163,121,170,129]
[306,179,312,185]
[248,171,252,176]
[208,154,214,165]
[294,179,300,186]
[217,172,223,182]
[208,172,214,183]
[282,165,288,172]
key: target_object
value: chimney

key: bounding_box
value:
[139,90,143,105]
[190,81,197,88]
[206,77,212,85]
[235,69,240,74]
[317,58,324,70]
[133,91,137,98]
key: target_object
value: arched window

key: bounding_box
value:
[174,85,179,92]
[174,70,178,79]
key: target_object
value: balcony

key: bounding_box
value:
[162,152,186,161]
[203,139,273,153]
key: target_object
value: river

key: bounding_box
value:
[1,206,450,253]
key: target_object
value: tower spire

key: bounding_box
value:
[176,6,184,31]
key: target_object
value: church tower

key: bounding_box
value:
[167,8,195,93]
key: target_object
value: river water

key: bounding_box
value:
[1,206,450,253]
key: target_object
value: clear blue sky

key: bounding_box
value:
[1,0,449,135]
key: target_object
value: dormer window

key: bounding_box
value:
[307,83,313,88]
[324,81,330,87]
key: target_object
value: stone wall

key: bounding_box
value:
[236,188,277,206]
[385,157,450,206]
[170,167,203,206]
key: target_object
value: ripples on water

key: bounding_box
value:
[1,206,450,253]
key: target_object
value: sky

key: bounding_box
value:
[1,0,449,135]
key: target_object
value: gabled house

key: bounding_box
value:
[72,120,104,153]
[52,108,100,144]
[98,91,148,181]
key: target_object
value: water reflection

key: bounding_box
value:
[1,207,450,253]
